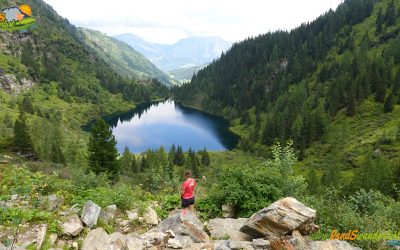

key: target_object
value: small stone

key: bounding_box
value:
[120,220,130,227]
[49,234,57,245]
[72,242,78,249]
[222,204,235,218]
[251,238,270,250]
[11,194,18,201]
[126,210,139,220]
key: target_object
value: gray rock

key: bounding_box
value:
[10,194,18,201]
[167,238,183,249]
[126,233,146,250]
[214,241,231,250]
[82,228,109,250]
[309,239,362,250]
[150,211,209,243]
[81,200,101,228]
[49,233,58,245]
[240,197,317,238]
[251,239,270,250]
[208,218,252,241]
[44,194,64,211]
[144,207,159,225]
[61,214,83,236]
[126,209,138,221]
[99,204,117,224]
[289,230,309,250]
[229,240,255,250]
[175,235,194,248]
[108,232,126,249]
[222,204,235,218]
[141,231,170,248]
[36,224,47,250]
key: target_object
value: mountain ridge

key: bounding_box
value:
[113,33,232,71]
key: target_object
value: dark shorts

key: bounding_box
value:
[181,197,195,208]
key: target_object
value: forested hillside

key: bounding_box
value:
[0,0,169,161]
[174,0,400,193]
[78,28,174,86]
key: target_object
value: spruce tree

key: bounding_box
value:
[307,168,320,194]
[174,145,185,166]
[376,8,383,35]
[51,142,65,164]
[13,108,34,154]
[131,154,138,172]
[201,147,210,167]
[88,119,119,181]
[168,144,176,163]
[384,92,394,113]
[140,155,148,171]
[120,146,132,172]
[21,96,34,114]
[385,0,396,27]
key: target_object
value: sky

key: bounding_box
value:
[43,0,343,44]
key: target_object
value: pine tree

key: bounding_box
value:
[131,154,138,172]
[201,147,211,167]
[140,156,149,171]
[120,146,132,172]
[168,144,176,163]
[384,92,394,113]
[240,111,251,125]
[51,142,65,164]
[307,168,320,194]
[385,0,397,27]
[13,108,34,154]
[21,96,34,114]
[376,8,383,35]
[174,145,185,166]
[88,119,119,181]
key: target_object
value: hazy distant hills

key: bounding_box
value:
[113,34,232,71]
[167,64,208,84]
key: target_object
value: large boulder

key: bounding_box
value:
[309,240,362,250]
[208,218,252,241]
[126,233,146,250]
[150,211,209,244]
[61,214,83,236]
[99,204,117,224]
[82,228,109,250]
[81,200,101,228]
[143,207,159,225]
[240,197,317,238]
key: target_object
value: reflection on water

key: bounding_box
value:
[86,100,239,153]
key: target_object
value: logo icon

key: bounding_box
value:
[0,4,36,31]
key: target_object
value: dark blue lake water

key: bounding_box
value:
[101,100,239,153]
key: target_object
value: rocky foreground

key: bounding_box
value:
[0,196,362,250]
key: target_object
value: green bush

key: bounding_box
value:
[200,142,307,217]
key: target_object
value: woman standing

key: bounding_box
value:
[181,170,196,215]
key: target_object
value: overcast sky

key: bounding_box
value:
[43,0,343,44]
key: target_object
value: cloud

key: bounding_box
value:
[43,0,343,44]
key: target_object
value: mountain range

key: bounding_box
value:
[113,34,232,71]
